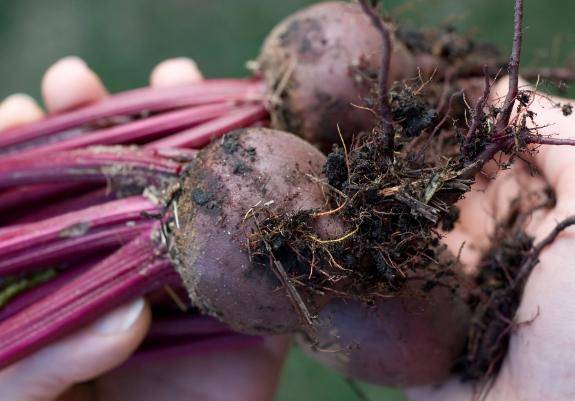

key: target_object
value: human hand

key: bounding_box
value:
[0,57,287,401]
[407,77,575,401]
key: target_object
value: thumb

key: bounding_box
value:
[0,298,151,401]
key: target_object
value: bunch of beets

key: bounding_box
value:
[1,0,574,390]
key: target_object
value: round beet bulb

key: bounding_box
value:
[258,1,418,151]
[298,287,470,387]
[172,127,332,335]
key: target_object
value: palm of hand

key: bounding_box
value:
[409,79,575,401]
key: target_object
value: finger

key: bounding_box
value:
[95,336,289,401]
[0,298,150,401]
[475,212,575,400]
[42,56,108,113]
[449,165,546,257]
[0,94,45,132]
[453,76,536,246]
[491,76,575,202]
[150,58,204,88]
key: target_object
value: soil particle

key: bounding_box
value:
[279,17,327,63]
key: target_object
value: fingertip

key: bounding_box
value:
[42,56,108,113]
[0,299,151,400]
[92,298,151,337]
[0,94,45,131]
[150,57,204,88]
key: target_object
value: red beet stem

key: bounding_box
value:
[0,196,159,260]
[0,79,265,151]
[0,148,196,218]
[131,333,262,364]
[8,103,237,157]
[0,184,90,214]
[0,147,185,189]
[0,229,174,369]
[149,104,268,149]
[12,188,114,225]
[0,221,152,276]
[147,315,234,339]
[0,260,98,322]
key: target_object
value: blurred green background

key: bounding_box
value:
[0,0,573,400]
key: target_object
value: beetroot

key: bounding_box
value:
[0,2,444,160]
[298,288,470,386]
[3,0,575,392]
[257,1,418,151]
[172,128,333,334]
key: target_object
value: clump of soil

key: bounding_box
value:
[455,202,538,381]
[247,80,470,307]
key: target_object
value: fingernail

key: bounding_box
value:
[94,298,146,335]
[150,57,204,88]
[0,94,45,131]
[54,56,88,69]
[42,56,108,113]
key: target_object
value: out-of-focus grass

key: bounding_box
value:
[0,1,574,400]
[276,346,407,401]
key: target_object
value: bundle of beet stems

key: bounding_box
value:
[0,82,268,365]
[1,0,575,391]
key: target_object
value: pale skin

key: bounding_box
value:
[408,78,575,401]
[1,60,574,401]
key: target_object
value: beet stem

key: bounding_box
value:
[494,0,524,133]
[464,66,492,148]
[147,315,234,339]
[0,147,185,189]
[149,104,268,149]
[0,184,89,214]
[0,221,152,276]
[522,134,575,146]
[514,216,575,286]
[0,196,159,261]
[0,261,95,321]
[0,79,264,151]
[11,188,113,224]
[358,0,394,160]
[0,230,174,370]
[7,103,236,157]
[131,333,262,364]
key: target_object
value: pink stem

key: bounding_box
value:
[10,103,236,157]
[0,230,175,370]
[0,149,196,218]
[0,147,184,189]
[0,260,98,322]
[131,333,262,364]
[0,184,89,214]
[0,79,264,150]
[0,221,152,276]
[0,149,197,224]
[0,196,158,260]
[11,188,114,225]
[149,104,268,149]
[524,134,575,146]
[147,315,233,339]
